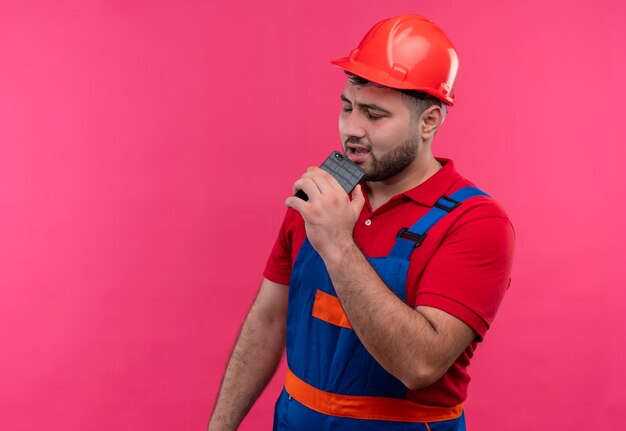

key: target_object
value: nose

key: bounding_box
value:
[339,109,366,140]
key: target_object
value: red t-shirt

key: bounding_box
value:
[263,158,515,406]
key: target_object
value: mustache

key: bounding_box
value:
[344,137,370,149]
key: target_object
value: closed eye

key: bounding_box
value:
[366,111,384,120]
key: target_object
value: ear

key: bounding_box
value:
[420,105,444,140]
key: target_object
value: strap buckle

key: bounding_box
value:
[397,228,426,247]
[434,195,461,212]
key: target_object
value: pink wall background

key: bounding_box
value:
[1,0,625,429]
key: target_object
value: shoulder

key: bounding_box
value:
[277,207,307,257]
[413,180,515,337]
[263,208,305,285]
[434,178,516,259]
[447,177,513,229]
[281,207,305,237]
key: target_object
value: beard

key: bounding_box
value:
[362,136,419,182]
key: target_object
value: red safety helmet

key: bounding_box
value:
[331,15,459,105]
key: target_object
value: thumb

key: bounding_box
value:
[350,184,365,216]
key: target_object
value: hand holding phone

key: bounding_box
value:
[295,151,365,201]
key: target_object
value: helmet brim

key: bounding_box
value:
[330,57,455,106]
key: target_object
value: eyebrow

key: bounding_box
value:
[340,94,391,114]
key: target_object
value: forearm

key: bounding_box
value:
[209,285,287,430]
[322,241,446,389]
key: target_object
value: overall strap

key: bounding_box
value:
[389,186,490,260]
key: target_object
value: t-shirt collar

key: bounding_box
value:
[401,158,461,207]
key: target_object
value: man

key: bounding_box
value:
[209,15,515,430]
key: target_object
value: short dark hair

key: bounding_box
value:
[346,72,443,120]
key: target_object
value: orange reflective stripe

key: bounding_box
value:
[311,290,352,329]
[285,369,463,423]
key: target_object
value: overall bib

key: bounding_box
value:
[274,187,488,431]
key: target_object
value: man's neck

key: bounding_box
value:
[365,154,442,212]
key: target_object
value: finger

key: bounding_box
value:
[350,184,366,216]
[309,172,335,195]
[319,168,345,193]
[293,168,322,195]
[286,195,306,212]
[292,177,321,201]
[303,167,345,194]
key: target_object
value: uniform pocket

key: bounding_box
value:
[311,290,352,328]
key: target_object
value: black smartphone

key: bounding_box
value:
[295,151,365,201]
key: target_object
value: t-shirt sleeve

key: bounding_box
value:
[414,213,515,341]
[263,209,300,285]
